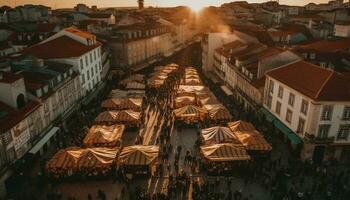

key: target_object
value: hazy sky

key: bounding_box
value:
[0,0,336,9]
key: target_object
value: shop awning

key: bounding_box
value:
[288,133,302,145]
[220,85,233,96]
[273,117,302,145]
[259,107,275,122]
[29,126,60,154]
[259,108,302,145]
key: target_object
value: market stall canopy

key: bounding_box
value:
[118,145,159,166]
[178,85,208,94]
[175,96,196,108]
[126,81,145,90]
[183,78,202,85]
[154,64,178,72]
[114,110,140,123]
[83,124,125,147]
[199,97,219,106]
[201,126,239,145]
[102,98,143,110]
[208,106,233,121]
[46,147,81,171]
[185,74,200,79]
[94,110,140,124]
[201,143,250,162]
[174,105,208,117]
[234,132,272,151]
[77,147,119,169]
[47,147,119,171]
[94,111,119,123]
[227,120,256,132]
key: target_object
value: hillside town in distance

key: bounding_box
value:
[0,0,350,199]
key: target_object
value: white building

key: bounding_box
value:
[263,60,350,163]
[25,27,103,95]
[109,23,173,71]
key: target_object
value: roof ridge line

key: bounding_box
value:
[315,70,334,99]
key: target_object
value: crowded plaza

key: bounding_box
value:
[42,63,350,200]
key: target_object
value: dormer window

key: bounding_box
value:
[36,88,42,97]
[64,72,67,78]
[69,69,73,75]
[310,53,316,60]
[43,85,49,93]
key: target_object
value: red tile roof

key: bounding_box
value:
[24,36,101,59]
[64,27,95,39]
[267,61,350,101]
[0,72,23,84]
[295,39,350,53]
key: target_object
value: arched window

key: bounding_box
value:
[16,94,25,109]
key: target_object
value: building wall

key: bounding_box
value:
[264,75,350,161]
[49,47,102,95]
[201,33,238,74]
[335,24,350,38]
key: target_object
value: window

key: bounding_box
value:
[288,93,295,106]
[91,68,94,76]
[267,95,272,109]
[95,64,98,73]
[85,56,88,66]
[321,105,333,120]
[286,109,293,123]
[90,53,93,63]
[99,62,102,71]
[268,80,274,94]
[337,125,350,140]
[278,86,283,98]
[301,99,309,115]
[276,101,281,115]
[310,53,316,60]
[94,51,96,60]
[342,106,350,120]
[87,70,90,80]
[297,118,305,133]
[318,124,330,138]
[81,74,85,84]
[80,59,83,70]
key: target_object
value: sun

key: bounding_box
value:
[187,2,206,12]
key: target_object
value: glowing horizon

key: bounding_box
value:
[0,0,337,9]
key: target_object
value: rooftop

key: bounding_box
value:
[267,60,350,101]
[24,36,101,59]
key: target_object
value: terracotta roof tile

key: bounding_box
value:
[267,61,350,101]
[295,38,350,53]
[24,36,101,59]
[64,27,95,39]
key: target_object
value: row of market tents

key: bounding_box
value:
[173,68,233,124]
[46,145,159,177]
[199,121,272,163]
[148,64,179,88]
